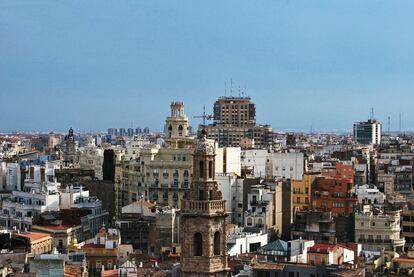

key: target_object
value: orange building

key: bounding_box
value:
[322,162,354,181]
[312,162,357,216]
[13,232,52,257]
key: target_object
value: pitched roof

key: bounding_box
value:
[16,232,51,241]
[308,243,339,254]
[259,239,288,253]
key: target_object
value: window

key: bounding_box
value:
[208,161,213,179]
[214,231,221,255]
[107,260,112,269]
[194,233,203,256]
[199,190,205,200]
[96,260,102,269]
[199,161,204,178]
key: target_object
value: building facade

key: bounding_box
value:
[180,131,229,276]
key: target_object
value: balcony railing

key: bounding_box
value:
[181,200,226,214]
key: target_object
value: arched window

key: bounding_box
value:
[194,233,203,256]
[168,125,172,131]
[208,161,213,178]
[178,125,183,131]
[214,231,221,255]
[199,161,204,178]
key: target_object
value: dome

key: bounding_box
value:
[195,130,215,155]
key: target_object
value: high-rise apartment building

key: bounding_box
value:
[353,119,382,145]
[213,96,256,127]
[204,96,273,148]
[107,128,118,136]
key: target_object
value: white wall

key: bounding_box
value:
[270,152,304,180]
[227,232,268,256]
[241,149,268,178]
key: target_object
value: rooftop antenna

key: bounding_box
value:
[399,112,402,134]
[193,105,213,127]
[230,79,233,96]
[238,86,241,97]
[370,107,374,120]
[244,83,247,97]
[224,81,227,96]
[387,116,391,135]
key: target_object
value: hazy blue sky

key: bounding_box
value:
[1,0,414,133]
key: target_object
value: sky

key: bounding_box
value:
[1,0,414,133]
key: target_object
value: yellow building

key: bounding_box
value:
[291,173,319,212]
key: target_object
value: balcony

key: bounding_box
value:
[250,200,269,206]
[181,200,226,214]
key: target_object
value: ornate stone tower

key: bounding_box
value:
[64,127,76,164]
[165,101,189,139]
[180,130,229,277]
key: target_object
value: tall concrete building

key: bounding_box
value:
[353,119,382,145]
[203,96,273,148]
[213,96,256,127]
[180,130,228,276]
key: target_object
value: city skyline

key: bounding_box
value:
[2,1,414,132]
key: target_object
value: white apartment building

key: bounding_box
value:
[354,184,386,207]
[216,173,245,225]
[0,162,21,192]
[355,206,405,252]
[216,147,241,176]
[227,227,268,256]
[244,186,278,232]
[267,152,304,181]
[0,180,60,231]
[353,119,382,145]
[241,149,268,178]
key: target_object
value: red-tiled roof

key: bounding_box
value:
[102,269,119,277]
[16,232,51,241]
[308,243,339,253]
[393,257,414,263]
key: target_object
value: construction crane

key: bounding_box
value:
[193,105,213,127]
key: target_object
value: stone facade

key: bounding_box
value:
[180,131,229,276]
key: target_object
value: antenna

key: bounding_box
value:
[230,79,233,96]
[193,105,213,127]
[399,112,402,134]
[370,107,374,120]
[387,116,391,135]
[224,81,227,96]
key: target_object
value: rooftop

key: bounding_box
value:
[16,232,51,241]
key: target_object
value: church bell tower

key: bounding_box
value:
[180,129,229,277]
